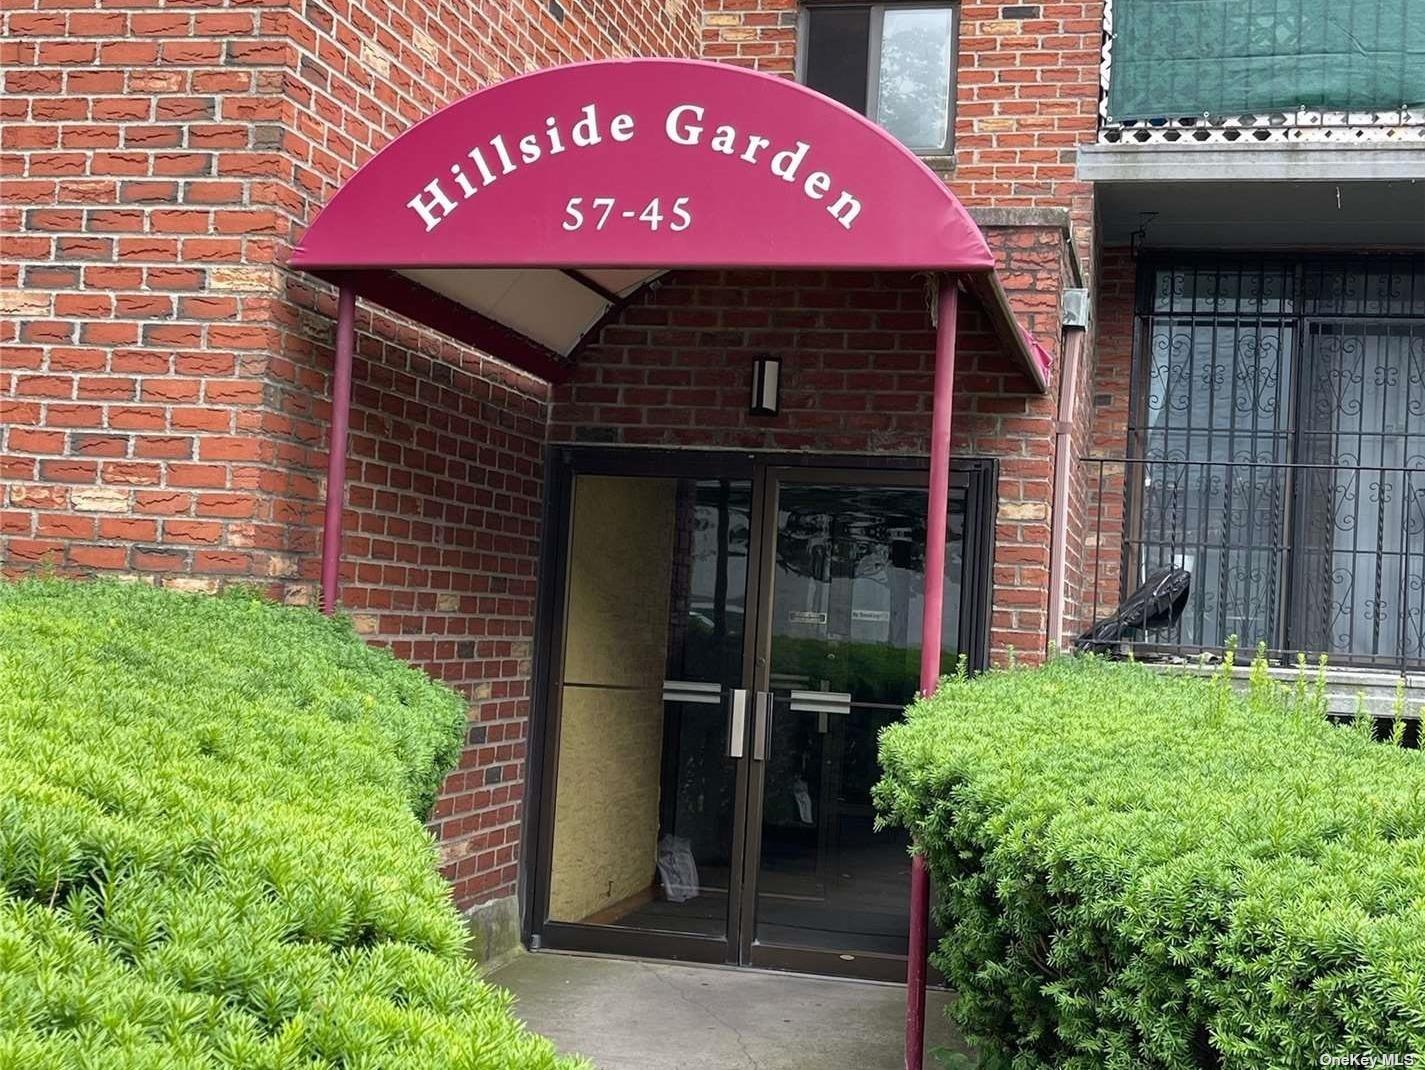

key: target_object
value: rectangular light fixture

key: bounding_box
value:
[750,355,781,415]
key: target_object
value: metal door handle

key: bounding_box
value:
[789,690,852,714]
[663,679,723,704]
[727,688,747,759]
[752,690,770,761]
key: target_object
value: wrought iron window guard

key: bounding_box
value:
[1082,456,1425,671]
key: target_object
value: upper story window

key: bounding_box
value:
[798,3,957,155]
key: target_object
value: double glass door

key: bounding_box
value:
[531,449,990,980]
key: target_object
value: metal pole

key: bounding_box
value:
[906,276,958,1070]
[1047,327,1085,650]
[320,286,355,615]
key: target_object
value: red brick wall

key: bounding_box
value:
[700,0,1107,658]
[265,2,700,906]
[0,0,700,912]
[1,2,292,586]
[702,0,1103,259]
[1080,246,1136,623]
[550,265,1059,664]
[1,0,700,579]
[273,277,551,906]
[2,0,1097,910]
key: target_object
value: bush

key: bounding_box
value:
[0,578,581,1070]
[876,656,1425,1069]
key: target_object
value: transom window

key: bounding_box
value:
[798,3,958,155]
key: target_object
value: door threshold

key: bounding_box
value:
[520,944,931,990]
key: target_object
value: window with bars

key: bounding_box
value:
[1124,255,1425,667]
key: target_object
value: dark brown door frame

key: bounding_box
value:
[737,464,989,982]
[523,446,760,967]
[521,445,997,975]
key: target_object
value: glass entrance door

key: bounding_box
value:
[740,469,973,980]
[533,451,988,977]
[538,468,755,962]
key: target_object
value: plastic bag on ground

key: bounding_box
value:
[656,834,699,902]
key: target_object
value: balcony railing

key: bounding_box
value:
[1097,0,1425,146]
[1082,456,1425,671]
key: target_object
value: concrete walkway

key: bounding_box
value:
[491,951,970,1070]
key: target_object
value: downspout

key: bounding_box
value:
[320,286,356,615]
[1046,289,1091,651]
[906,276,958,1070]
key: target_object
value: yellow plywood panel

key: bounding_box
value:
[548,476,676,923]
[548,684,667,921]
[561,476,676,689]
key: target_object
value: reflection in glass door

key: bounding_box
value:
[542,473,752,952]
[533,452,990,978]
[745,473,968,976]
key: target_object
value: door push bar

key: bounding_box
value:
[725,689,771,761]
[727,688,747,759]
[664,680,745,758]
[662,679,723,704]
[662,682,775,762]
[788,690,852,715]
[790,690,852,736]
[753,690,770,761]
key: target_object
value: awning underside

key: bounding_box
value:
[319,263,1051,391]
[400,267,658,357]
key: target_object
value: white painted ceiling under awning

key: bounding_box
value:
[400,267,660,356]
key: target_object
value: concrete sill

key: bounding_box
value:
[1139,659,1425,720]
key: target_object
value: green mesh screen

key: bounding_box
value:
[1107,0,1425,121]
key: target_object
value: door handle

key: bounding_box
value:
[752,690,770,761]
[662,679,723,704]
[788,690,852,714]
[727,688,747,759]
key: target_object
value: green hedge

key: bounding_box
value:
[0,579,581,1070]
[876,657,1425,1068]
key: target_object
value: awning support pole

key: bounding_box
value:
[320,286,355,615]
[907,276,958,1069]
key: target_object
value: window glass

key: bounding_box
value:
[875,7,954,151]
[803,7,872,115]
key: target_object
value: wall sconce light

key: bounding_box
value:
[750,355,781,416]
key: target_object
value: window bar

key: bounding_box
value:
[1344,325,1364,658]
[1220,261,1238,651]
[1122,273,1149,631]
[1195,264,1216,652]
[1283,314,1295,651]
[1162,265,1182,648]
[1093,458,1105,632]
[1245,261,1262,653]
[1413,326,1425,665]
[1219,458,1234,654]
[1415,464,1425,666]
[1372,327,1391,660]
[1397,464,1412,674]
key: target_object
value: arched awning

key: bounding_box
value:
[296,62,1053,1064]
[291,58,1048,389]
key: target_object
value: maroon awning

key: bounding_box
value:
[291,58,1049,390]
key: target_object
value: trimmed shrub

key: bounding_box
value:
[0,578,582,1070]
[876,656,1425,1069]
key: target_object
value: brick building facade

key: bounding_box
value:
[8,0,1416,967]
[3,1,1101,934]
